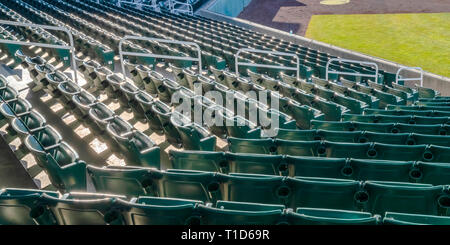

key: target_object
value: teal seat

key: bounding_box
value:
[43,142,87,192]
[0,188,59,225]
[88,103,115,133]
[92,66,113,90]
[198,201,285,225]
[105,74,124,99]
[152,169,224,203]
[119,81,140,108]
[363,181,447,215]
[383,212,450,225]
[0,97,32,121]
[222,173,289,205]
[24,126,62,167]
[170,64,190,88]
[286,208,379,225]
[169,150,226,172]
[87,166,156,197]
[147,71,164,95]
[45,71,69,93]
[11,110,46,140]
[126,130,161,168]
[279,97,325,129]
[288,156,347,179]
[287,177,365,211]
[151,100,182,146]
[45,192,127,225]
[227,152,288,176]
[222,113,261,139]
[134,91,162,132]
[157,79,179,104]
[106,116,134,152]
[57,80,81,108]
[411,161,450,185]
[119,196,202,225]
[0,85,19,103]
[416,86,439,99]
[33,63,55,87]
[277,140,322,157]
[72,90,97,119]
[228,137,277,154]
[170,112,217,151]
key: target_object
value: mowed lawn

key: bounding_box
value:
[305,13,450,77]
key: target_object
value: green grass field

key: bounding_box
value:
[305,13,450,77]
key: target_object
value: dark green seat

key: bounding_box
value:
[416,162,450,185]
[416,86,439,99]
[228,137,276,154]
[170,112,216,151]
[159,79,180,104]
[222,113,261,139]
[45,192,127,225]
[92,66,113,90]
[170,64,190,88]
[87,165,156,197]
[119,196,202,225]
[72,90,97,119]
[286,208,379,225]
[287,177,366,211]
[363,181,448,215]
[169,150,226,172]
[222,173,289,205]
[0,188,59,225]
[105,74,125,99]
[11,109,46,140]
[106,116,134,152]
[151,100,182,146]
[383,212,450,225]
[147,71,164,95]
[88,102,115,133]
[288,156,347,179]
[45,71,69,93]
[279,97,325,129]
[227,152,288,176]
[57,81,81,107]
[134,91,162,132]
[198,201,285,225]
[127,130,161,168]
[119,81,140,108]
[0,85,19,103]
[24,125,62,166]
[0,97,32,121]
[152,169,224,203]
[33,63,55,87]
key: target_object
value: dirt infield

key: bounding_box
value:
[238,0,450,35]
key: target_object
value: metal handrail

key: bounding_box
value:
[326,58,378,84]
[396,66,423,87]
[119,35,202,78]
[235,48,300,79]
[0,20,78,83]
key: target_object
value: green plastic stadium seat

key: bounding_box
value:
[152,169,224,203]
[119,81,140,108]
[127,130,161,168]
[88,102,115,133]
[287,177,365,210]
[286,208,380,225]
[227,152,288,176]
[87,165,156,197]
[0,188,59,225]
[169,150,226,172]
[45,71,69,93]
[222,173,288,205]
[383,212,450,225]
[363,181,447,215]
[45,192,127,225]
[120,196,202,225]
[43,142,87,192]
[105,74,125,99]
[72,90,97,119]
[0,85,19,103]
[228,137,277,155]
[416,86,439,99]
[151,100,182,146]
[0,97,32,121]
[147,71,164,95]
[92,66,113,90]
[170,113,216,151]
[57,81,81,108]
[134,91,163,132]
[198,201,285,225]
[106,116,134,152]
[11,110,46,140]
[170,64,190,88]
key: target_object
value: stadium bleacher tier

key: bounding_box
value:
[0,0,449,225]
